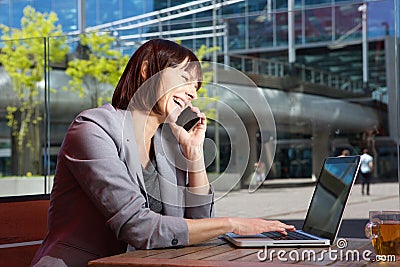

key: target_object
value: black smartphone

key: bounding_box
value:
[175,107,200,132]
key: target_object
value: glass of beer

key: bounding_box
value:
[365,211,400,255]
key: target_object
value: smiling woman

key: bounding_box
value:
[30,39,294,267]
[112,39,202,114]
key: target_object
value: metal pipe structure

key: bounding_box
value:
[78,0,86,33]
[288,0,296,65]
[358,3,368,91]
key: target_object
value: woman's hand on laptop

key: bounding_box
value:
[185,217,295,245]
[229,218,296,236]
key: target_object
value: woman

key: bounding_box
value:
[32,39,294,267]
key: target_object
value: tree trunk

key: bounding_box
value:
[10,111,43,176]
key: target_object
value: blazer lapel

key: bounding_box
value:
[121,110,148,202]
[154,125,185,216]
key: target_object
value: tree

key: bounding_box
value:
[193,44,220,121]
[193,44,222,172]
[64,32,129,107]
[0,6,68,176]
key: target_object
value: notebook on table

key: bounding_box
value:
[222,156,361,247]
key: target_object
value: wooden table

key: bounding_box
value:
[89,237,399,267]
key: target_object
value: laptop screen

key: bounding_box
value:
[302,156,361,242]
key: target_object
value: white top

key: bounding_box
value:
[360,153,373,174]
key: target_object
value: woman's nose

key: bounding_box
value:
[186,85,197,100]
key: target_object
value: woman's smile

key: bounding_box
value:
[172,96,186,110]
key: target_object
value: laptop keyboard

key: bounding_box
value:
[262,231,317,240]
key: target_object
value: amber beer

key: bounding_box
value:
[371,223,400,255]
[366,211,400,256]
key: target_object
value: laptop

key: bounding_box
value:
[222,156,361,247]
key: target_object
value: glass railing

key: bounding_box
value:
[0,36,49,195]
[0,31,131,196]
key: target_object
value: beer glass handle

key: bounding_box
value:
[365,222,380,239]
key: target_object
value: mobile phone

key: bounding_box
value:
[176,107,201,132]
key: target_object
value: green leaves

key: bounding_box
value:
[193,44,220,121]
[65,32,129,107]
[0,6,68,175]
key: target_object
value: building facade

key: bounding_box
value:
[0,0,398,195]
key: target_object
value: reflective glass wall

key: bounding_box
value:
[0,1,398,222]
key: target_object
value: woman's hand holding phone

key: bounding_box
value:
[175,106,201,132]
[172,106,208,191]
[170,106,206,160]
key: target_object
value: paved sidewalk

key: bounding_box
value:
[214,182,399,220]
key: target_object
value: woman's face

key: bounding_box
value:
[156,59,199,123]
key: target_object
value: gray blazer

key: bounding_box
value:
[31,104,214,267]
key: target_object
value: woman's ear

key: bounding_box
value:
[140,60,149,80]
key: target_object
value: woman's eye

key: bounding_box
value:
[181,75,189,82]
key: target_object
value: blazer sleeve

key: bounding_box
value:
[61,111,189,249]
[174,166,214,219]
[184,186,215,219]
[154,125,214,219]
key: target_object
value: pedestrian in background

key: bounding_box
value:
[253,161,266,183]
[360,148,374,195]
[339,149,350,157]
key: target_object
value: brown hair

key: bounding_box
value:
[112,39,202,112]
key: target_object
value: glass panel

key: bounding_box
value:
[98,0,121,23]
[276,0,288,10]
[52,1,78,32]
[5,0,25,29]
[247,0,267,12]
[0,1,9,30]
[368,0,394,37]
[304,6,332,43]
[276,11,289,45]
[0,37,47,196]
[249,14,274,48]
[86,0,99,26]
[334,3,362,43]
[122,0,152,18]
[227,17,246,50]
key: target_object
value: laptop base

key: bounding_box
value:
[222,232,330,247]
